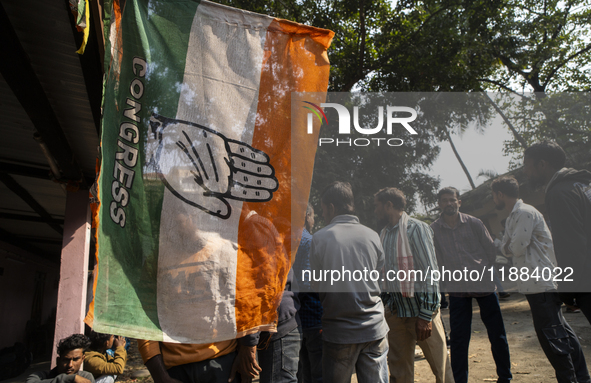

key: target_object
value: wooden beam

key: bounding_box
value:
[19,236,64,245]
[0,161,95,187]
[0,212,65,224]
[0,162,51,180]
[0,228,55,260]
[0,173,64,235]
[0,3,84,182]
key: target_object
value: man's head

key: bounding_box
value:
[89,331,114,352]
[56,334,91,375]
[491,177,519,211]
[523,141,566,188]
[374,187,406,228]
[437,187,461,217]
[320,181,355,224]
[305,203,314,232]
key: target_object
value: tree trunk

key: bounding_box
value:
[483,93,528,149]
[445,128,476,190]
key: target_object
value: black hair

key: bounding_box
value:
[306,203,314,217]
[89,331,113,351]
[524,141,566,170]
[56,334,91,357]
[320,181,355,215]
[374,187,406,210]
[491,177,519,198]
[437,187,460,201]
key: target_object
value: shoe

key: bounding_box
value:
[566,307,581,313]
[499,292,510,299]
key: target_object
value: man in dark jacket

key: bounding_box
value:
[523,140,591,324]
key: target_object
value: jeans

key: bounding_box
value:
[527,292,590,383]
[449,294,511,383]
[322,337,388,383]
[298,328,323,383]
[258,326,302,383]
[95,376,116,383]
[167,351,238,383]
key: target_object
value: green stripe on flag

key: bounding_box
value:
[95,0,201,340]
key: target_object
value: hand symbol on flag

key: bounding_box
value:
[146,114,278,219]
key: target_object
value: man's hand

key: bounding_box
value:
[113,336,125,349]
[415,318,432,341]
[503,239,513,257]
[73,375,92,383]
[144,355,183,383]
[229,345,261,383]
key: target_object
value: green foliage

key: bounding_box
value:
[214,0,591,222]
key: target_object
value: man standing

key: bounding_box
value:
[27,334,95,383]
[374,187,453,383]
[139,339,240,383]
[140,205,298,383]
[491,176,590,383]
[431,187,512,383]
[292,204,323,383]
[311,181,389,383]
[523,140,591,323]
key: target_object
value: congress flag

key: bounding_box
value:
[86,0,333,343]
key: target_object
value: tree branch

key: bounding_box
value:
[477,79,529,98]
[543,43,591,88]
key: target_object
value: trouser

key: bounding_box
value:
[322,337,388,383]
[449,294,512,383]
[385,308,454,383]
[167,351,238,383]
[95,376,116,383]
[526,292,590,383]
[298,327,323,383]
[258,326,302,383]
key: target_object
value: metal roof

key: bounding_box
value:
[0,0,102,261]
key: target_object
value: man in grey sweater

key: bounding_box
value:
[310,181,389,383]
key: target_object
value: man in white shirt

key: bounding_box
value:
[491,177,589,383]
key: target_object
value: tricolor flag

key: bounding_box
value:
[85,0,333,343]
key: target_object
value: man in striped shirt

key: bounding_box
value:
[374,187,453,383]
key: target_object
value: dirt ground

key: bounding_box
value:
[417,293,591,383]
[117,292,591,383]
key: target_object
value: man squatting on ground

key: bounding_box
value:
[84,332,127,383]
[27,334,95,383]
[311,181,389,383]
[374,187,454,383]
[491,176,590,383]
[523,141,591,324]
[431,187,512,383]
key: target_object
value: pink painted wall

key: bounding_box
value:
[0,243,59,350]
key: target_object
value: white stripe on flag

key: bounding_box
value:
[156,0,274,343]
